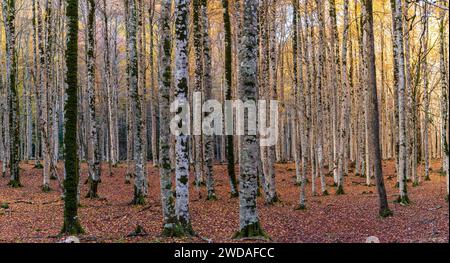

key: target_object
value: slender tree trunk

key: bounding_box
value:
[193,0,205,193]
[422,3,431,181]
[221,0,239,198]
[391,0,410,205]
[315,0,327,196]
[337,0,350,195]
[439,0,449,200]
[266,0,279,202]
[233,0,267,240]
[328,0,341,184]
[103,0,118,168]
[3,0,21,188]
[364,0,392,217]
[293,0,307,209]
[24,36,33,162]
[362,0,372,187]
[149,0,159,167]
[86,0,101,198]
[62,0,84,235]
[0,9,5,178]
[124,0,134,184]
[174,0,194,235]
[128,0,147,205]
[201,0,217,200]
[158,0,183,237]
[137,0,148,183]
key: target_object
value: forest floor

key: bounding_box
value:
[0,159,448,243]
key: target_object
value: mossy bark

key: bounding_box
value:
[85,179,99,199]
[232,222,269,240]
[161,222,186,238]
[200,0,217,200]
[221,0,239,198]
[8,180,22,188]
[396,195,410,206]
[174,0,194,236]
[86,0,101,200]
[34,162,44,169]
[295,204,307,211]
[132,185,146,205]
[4,0,21,188]
[336,185,345,195]
[379,208,394,218]
[61,0,83,235]
[391,0,410,206]
[235,0,268,241]
[42,184,52,193]
[158,0,185,238]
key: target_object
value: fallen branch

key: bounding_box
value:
[13,200,34,205]
[428,205,443,211]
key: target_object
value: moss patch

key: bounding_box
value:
[161,222,186,238]
[379,208,394,218]
[395,195,411,206]
[232,222,269,240]
[295,204,307,211]
[61,220,85,235]
[336,185,345,195]
[8,180,22,188]
[34,162,44,169]
[42,184,52,193]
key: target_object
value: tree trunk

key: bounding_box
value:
[149,0,159,167]
[62,0,84,235]
[201,0,217,200]
[328,0,341,185]
[439,0,449,200]
[174,0,194,235]
[103,0,118,168]
[86,0,101,199]
[337,0,350,195]
[233,0,267,240]
[127,0,147,205]
[193,0,205,193]
[158,0,183,237]
[422,3,431,182]
[364,0,392,217]
[390,0,410,205]
[315,0,327,196]
[221,0,239,198]
[3,0,21,188]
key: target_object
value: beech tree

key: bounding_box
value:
[62,0,83,234]
[221,0,239,198]
[86,0,101,198]
[337,0,350,195]
[438,0,449,200]
[233,0,267,239]
[391,0,410,205]
[159,0,184,237]
[422,2,430,182]
[363,0,392,217]
[127,0,147,205]
[174,0,194,235]
[200,0,217,200]
[2,0,20,188]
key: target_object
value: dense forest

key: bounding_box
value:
[0,0,448,243]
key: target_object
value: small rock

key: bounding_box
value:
[366,236,380,243]
[60,236,80,243]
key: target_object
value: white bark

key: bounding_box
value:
[174,0,193,234]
